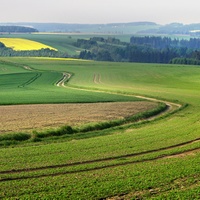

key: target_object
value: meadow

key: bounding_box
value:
[0,57,199,199]
[0,58,139,105]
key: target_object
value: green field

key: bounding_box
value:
[0,58,140,105]
[0,57,199,199]
[0,33,135,55]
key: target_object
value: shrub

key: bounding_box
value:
[35,125,74,138]
[0,133,31,142]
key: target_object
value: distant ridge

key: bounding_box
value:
[0,25,38,33]
[1,22,200,35]
[138,22,200,35]
[0,22,159,34]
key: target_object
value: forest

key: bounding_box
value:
[1,35,200,65]
[78,36,200,65]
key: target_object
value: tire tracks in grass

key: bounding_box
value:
[1,71,195,182]
[0,147,199,182]
[0,138,199,182]
[56,72,72,87]
[93,73,102,84]
[56,72,182,113]
[105,174,200,200]
[18,72,42,88]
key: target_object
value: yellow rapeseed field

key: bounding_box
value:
[0,38,57,51]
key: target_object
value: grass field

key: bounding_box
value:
[0,57,199,199]
[0,58,139,105]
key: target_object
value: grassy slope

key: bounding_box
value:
[0,58,139,104]
[0,57,199,199]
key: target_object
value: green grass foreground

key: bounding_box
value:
[0,57,199,199]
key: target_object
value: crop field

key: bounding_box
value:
[0,57,199,199]
[0,34,95,55]
[0,38,57,51]
[0,33,192,56]
[0,33,134,55]
[0,101,157,133]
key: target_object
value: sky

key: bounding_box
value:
[1,0,200,25]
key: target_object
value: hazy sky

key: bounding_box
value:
[1,0,200,24]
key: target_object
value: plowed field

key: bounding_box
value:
[0,101,157,133]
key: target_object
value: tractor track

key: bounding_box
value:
[0,137,199,181]
[56,72,182,113]
[93,73,102,84]
[18,72,42,88]
[0,147,199,182]
[56,72,72,87]
[1,71,196,182]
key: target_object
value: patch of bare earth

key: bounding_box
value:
[165,148,200,159]
[0,101,157,133]
[106,173,200,200]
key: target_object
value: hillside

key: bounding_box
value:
[1,22,200,35]
[0,22,160,34]
[0,57,199,199]
[0,25,38,33]
[138,22,200,35]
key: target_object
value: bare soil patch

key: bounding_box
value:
[0,101,157,133]
[165,148,200,159]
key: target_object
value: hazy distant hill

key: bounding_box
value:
[0,25,38,33]
[0,22,159,34]
[138,23,200,35]
[1,22,200,35]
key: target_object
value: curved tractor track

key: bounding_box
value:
[0,138,199,182]
[0,71,198,182]
[56,72,182,117]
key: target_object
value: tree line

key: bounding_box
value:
[77,36,200,65]
[130,36,200,49]
[1,35,200,65]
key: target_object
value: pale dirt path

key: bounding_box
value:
[56,72,72,87]
[0,70,181,133]
[93,74,102,84]
[23,66,34,71]
[0,70,196,185]
[56,72,182,117]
